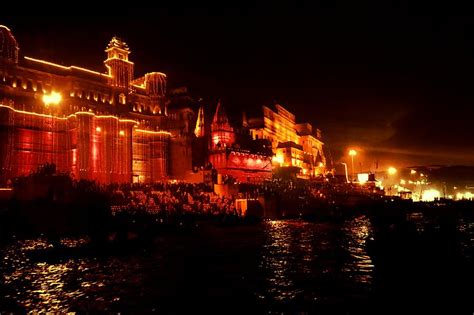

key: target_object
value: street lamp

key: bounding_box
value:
[348,149,357,183]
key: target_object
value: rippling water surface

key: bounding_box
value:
[1,215,472,313]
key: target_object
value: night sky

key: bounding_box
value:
[2,4,474,169]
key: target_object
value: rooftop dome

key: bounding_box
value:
[0,25,19,63]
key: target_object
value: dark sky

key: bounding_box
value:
[2,4,474,169]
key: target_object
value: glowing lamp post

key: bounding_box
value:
[348,149,357,183]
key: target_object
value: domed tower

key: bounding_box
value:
[104,37,134,90]
[144,72,167,114]
[0,25,19,64]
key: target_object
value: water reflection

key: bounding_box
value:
[1,213,471,312]
[259,216,374,305]
[259,220,307,301]
[2,239,84,312]
[341,216,374,285]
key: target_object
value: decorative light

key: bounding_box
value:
[96,127,101,132]
[410,169,417,175]
[134,129,171,136]
[348,149,357,156]
[387,167,397,175]
[119,130,125,136]
[42,91,62,106]
[24,56,111,78]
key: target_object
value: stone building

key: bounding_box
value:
[0,25,195,184]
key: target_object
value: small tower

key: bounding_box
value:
[194,105,205,138]
[210,100,235,150]
[104,37,134,90]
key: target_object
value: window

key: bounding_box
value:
[119,93,126,105]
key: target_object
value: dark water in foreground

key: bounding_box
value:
[1,214,473,313]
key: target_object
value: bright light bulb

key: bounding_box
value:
[42,91,62,106]
[388,167,397,175]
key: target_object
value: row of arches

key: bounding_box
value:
[132,103,162,115]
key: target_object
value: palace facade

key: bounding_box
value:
[0,24,328,185]
[0,25,195,184]
[246,104,326,178]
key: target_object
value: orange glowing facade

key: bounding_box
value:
[0,25,195,184]
[247,104,326,178]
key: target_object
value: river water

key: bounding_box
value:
[1,214,472,313]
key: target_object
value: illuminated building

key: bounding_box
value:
[202,101,273,183]
[246,104,326,178]
[0,25,195,184]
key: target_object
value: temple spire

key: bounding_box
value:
[194,105,205,138]
[212,99,229,125]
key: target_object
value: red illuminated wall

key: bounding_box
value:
[132,130,169,183]
[74,113,134,183]
[0,106,71,180]
[0,105,168,184]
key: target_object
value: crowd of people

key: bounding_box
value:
[9,162,387,221]
[109,182,240,217]
[106,178,347,219]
